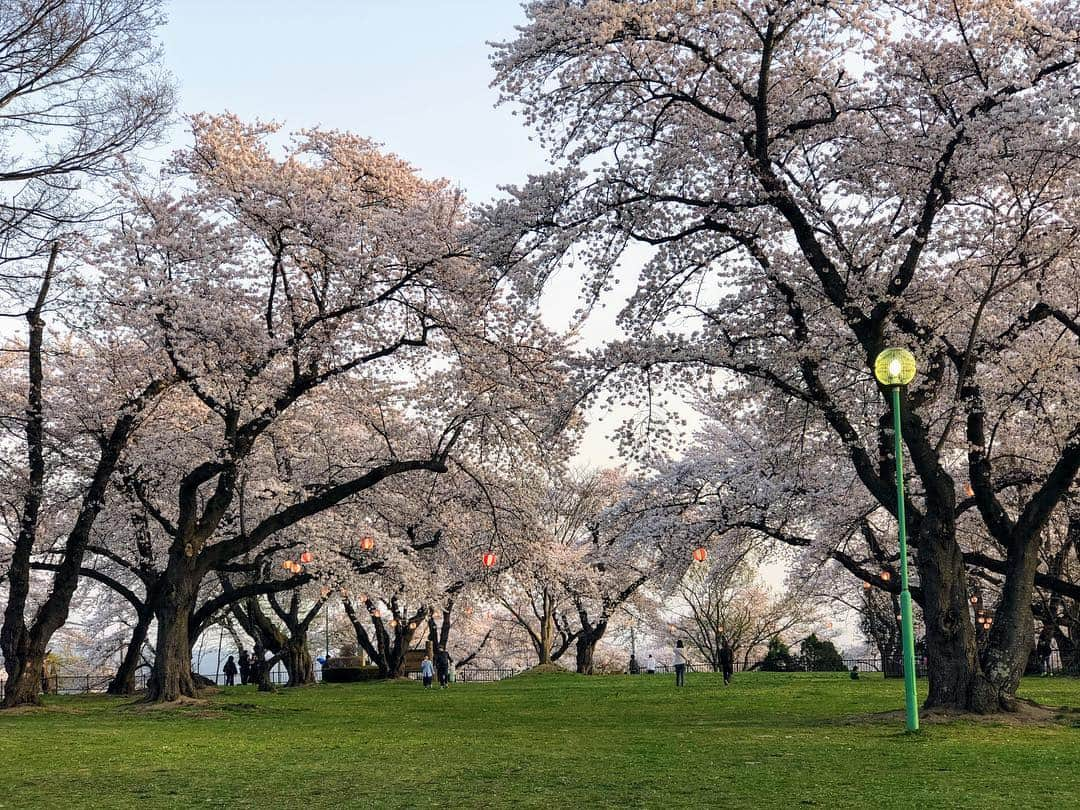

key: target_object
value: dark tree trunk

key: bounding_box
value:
[108,607,154,696]
[915,517,998,712]
[575,621,607,674]
[282,635,315,687]
[145,559,201,702]
[2,645,46,707]
[980,536,1041,708]
[1,251,53,708]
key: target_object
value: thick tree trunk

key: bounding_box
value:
[108,608,154,696]
[282,635,315,687]
[145,561,201,702]
[575,621,607,674]
[980,537,1041,708]
[915,518,998,712]
[2,646,46,708]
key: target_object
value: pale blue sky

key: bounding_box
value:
[160,1,546,199]
[157,3,648,471]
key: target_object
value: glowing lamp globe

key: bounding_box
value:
[408,622,417,630]
[874,348,917,386]
[482,552,498,568]
[692,547,708,563]
[970,595,979,605]
[359,536,375,552]
[300,551,313,564]
[880,570,891,582]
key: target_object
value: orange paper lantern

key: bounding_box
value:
[359,536,375,551]
[692,547,708,563]
[300,550,313,564]
[880,571,891,582]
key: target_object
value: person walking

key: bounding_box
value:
[420,655,434,688]
[238,648,251,685]
[435,647,451,688]
[645,654,656,674]
[673,640,688,687]
[719,639,734,686]
[223,655,238,686]
[1036,635,1053,676]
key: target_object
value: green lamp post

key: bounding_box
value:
[874,347,920,733]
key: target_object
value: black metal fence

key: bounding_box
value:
[405,667,519,683]
[641,658,898,676]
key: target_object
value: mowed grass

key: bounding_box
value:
[1,672,1078,809]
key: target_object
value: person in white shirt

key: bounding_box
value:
[673,640,688,687]
[645,654,656,674]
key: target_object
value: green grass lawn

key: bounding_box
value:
[1,672,1078,809]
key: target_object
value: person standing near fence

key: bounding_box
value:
[421,655,434,688]
[238,648,251,685]
[435,647,451,688]
[41,651,59,695]
[719,639,734,686]
[646,654,656,674]
[223,655,238,686]
[673,640,688,687]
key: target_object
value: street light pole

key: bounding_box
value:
[875,348,920,733]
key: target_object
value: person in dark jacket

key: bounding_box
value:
[719,639,734,686]
[435,648,451,688]
[238,648,251,685]
[223,655,238,686]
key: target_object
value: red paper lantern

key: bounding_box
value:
[359,536,375,551]
[300,550,313,564]
[482,552,498,568]
[692,547,708,563]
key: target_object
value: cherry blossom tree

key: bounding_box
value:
[89,114,563,701]
[0,0,173,708]
[490,0,1080,712]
